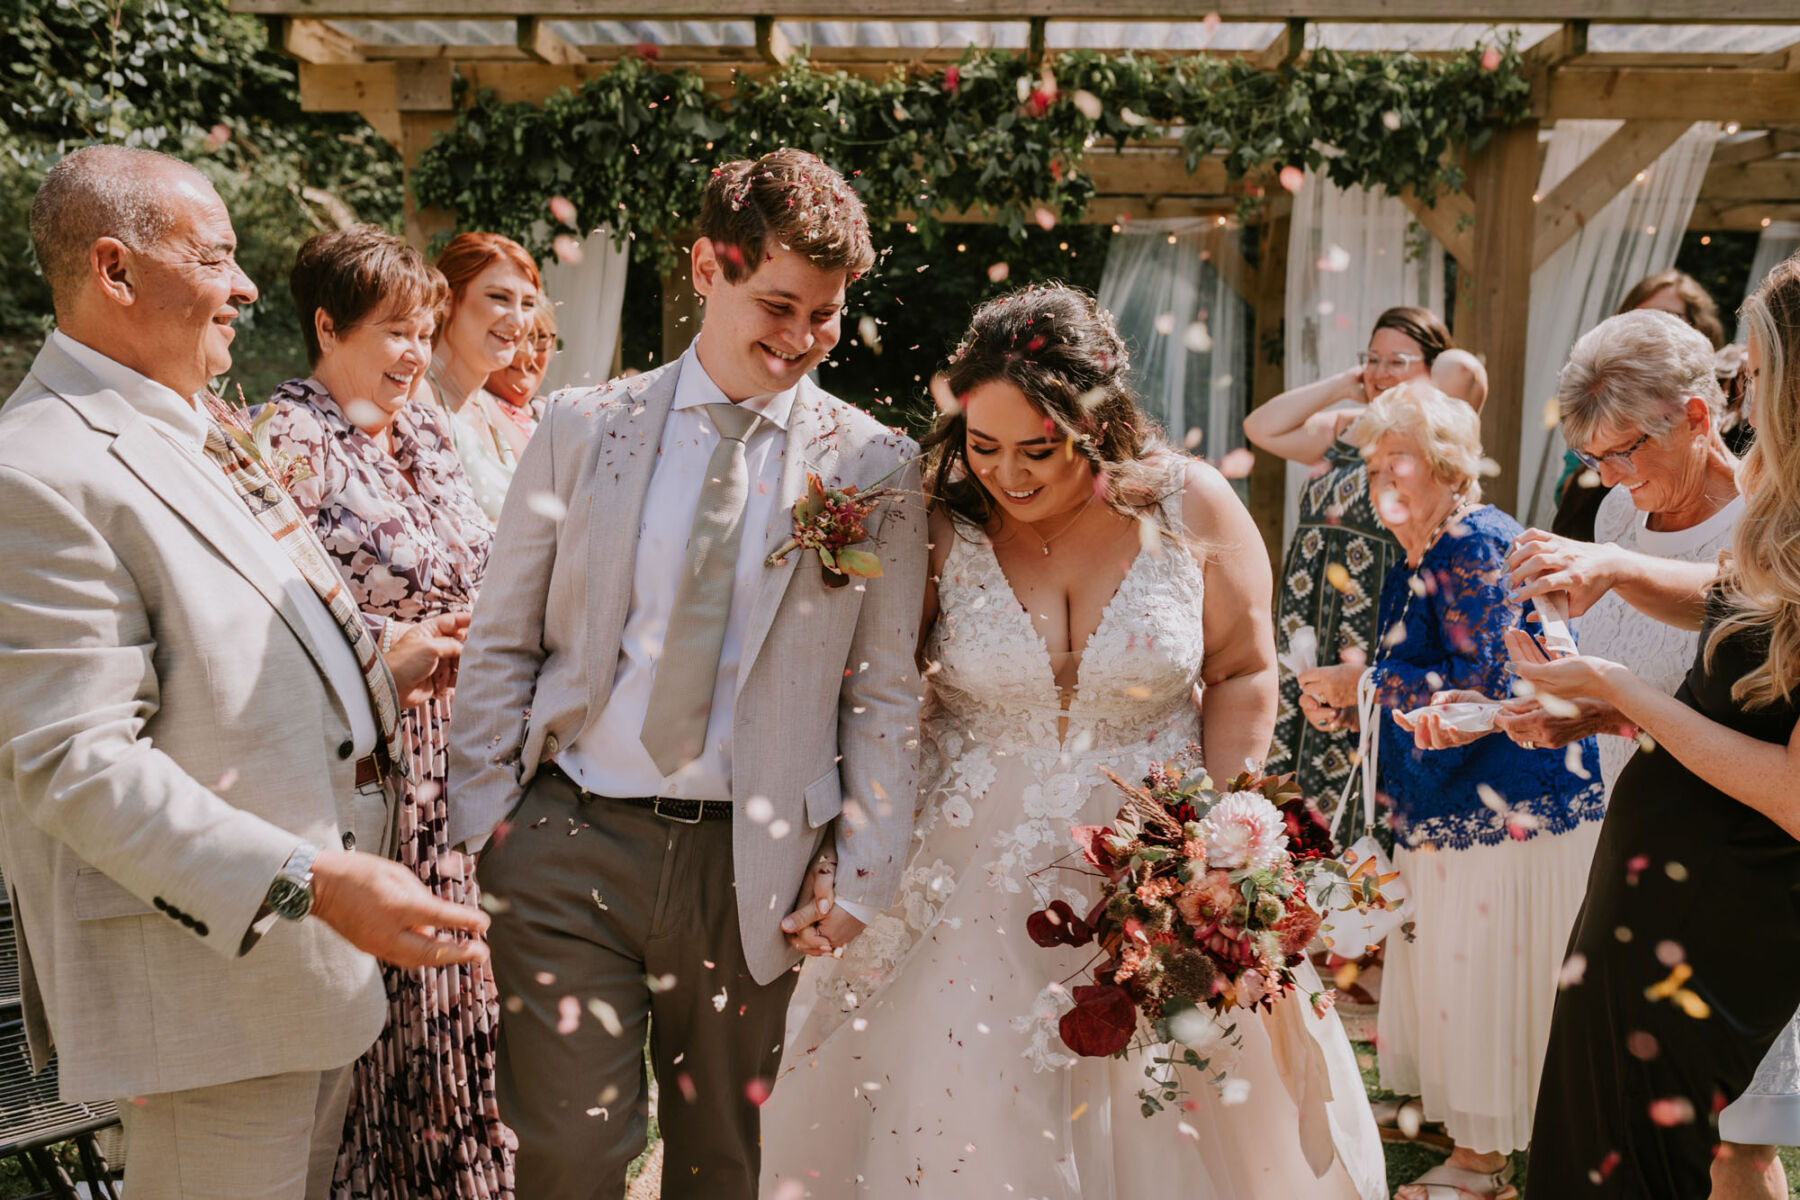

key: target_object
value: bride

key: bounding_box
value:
[760,285,1386,1199]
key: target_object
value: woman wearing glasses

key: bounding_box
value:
[1501,306,1800,1199]
[1243,306,1457,831]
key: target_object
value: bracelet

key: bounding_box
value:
[379,620,397,656]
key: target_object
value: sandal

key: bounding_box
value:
[1369,1097,1451,1147]
[1397,1161,1517,1200]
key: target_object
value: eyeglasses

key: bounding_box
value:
[1357,351,1424,375]
[1571,430,1653,474]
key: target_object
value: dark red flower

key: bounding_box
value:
[1027,900,1094,948]
[1277,797,1335,860]
[1058,984,1136,1057]
[632,42,661,61]
[943,65,961,93]
[1071,824,1118,870]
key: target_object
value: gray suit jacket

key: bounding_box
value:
[0,338,388,1100]
[447,360,926,984]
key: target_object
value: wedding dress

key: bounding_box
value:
[760,491,1387,1199]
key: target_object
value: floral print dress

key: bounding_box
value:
[262,379,513,1200]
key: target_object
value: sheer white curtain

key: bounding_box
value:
[1097,219,1251,483]
[538,227,631,392]
[1739,221,1800,340]
[1517,121,1718,526]
[1281,174,1446,542]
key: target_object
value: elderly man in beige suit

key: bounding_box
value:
[0,145,489,1199]
[447,149,925,1198]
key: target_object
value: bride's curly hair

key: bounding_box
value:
[1713,251,1800,707]
[920,283,1182,533]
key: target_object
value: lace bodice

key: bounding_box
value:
[925,510,1207,758]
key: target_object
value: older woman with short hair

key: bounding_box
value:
[1299,383,1605,1200]
[262,225,513,1199]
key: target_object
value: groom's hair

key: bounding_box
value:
[699,149,874,284]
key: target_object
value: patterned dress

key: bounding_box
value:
[262,379,514,1200]
[1266,438,1401,832]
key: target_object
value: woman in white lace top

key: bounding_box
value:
[1507,309,1793,1199]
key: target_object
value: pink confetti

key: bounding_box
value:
[744,1077,772,1106]
[553,234,583,264]
[987,261,1011,284]
[556,995,580,1035]
[1033,206,1058,232]
[1481,46,1503,71]
[203,124,231,152]
[1278,166,1305,193]
[1219,448,1256,479]
[1648,1097,1695,1127]
[1627,1031,1660,1060]
[1202,11,1222,33]
[548,196,577,226]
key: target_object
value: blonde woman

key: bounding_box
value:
[1298,383,1604,1200]
[1521,254,1800,1198]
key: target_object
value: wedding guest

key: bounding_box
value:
[484,296,556,455]
[420,232,540,521]
[1552,269,1745,540]
[0,145,484,1198]
[1244,306,1454,831]
[1431,348,1488,411]
[1297,382,1606,1200]
[261,225,511,1199]
[1502,308,1793,1199]
[1522,254,1800,1198]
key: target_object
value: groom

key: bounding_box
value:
[447,149,925,1198]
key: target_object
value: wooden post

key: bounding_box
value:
[1462,119,1540,517]
[661,236,702,364]
[1248,210,1291,565]
[400,112,457,253]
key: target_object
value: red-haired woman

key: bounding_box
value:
[422,233,541,521]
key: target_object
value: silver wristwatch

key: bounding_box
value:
[265,842,321,922]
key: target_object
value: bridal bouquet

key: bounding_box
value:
[1028,748,1385,1113]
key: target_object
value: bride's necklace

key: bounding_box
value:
[1020,492,1097,556]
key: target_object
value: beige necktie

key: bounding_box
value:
[640,402,764,776]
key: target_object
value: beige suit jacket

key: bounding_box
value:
[0,338,388,1100]
[447,361,926,984]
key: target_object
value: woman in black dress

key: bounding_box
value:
[1516,253,1800,1199]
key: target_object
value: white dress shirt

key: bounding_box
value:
[559,345,795,803]
[51,330,377,759]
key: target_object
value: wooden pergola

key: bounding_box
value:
[233,0,1800,542]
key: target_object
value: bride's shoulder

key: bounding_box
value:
[1160,454,1250,547]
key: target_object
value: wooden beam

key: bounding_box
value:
[1463,118,1540,517]
[1398,185,1474,271]
[359,109,402,148]
[1546,68,1800,123]
[1689,201,1800,230]
[228,0,1800,21]
[1522,20,1585,118]
[1532,119,1690,270]
[297,60,453,112]
[517,18,584,65]
[1709,128,1800,167]
[1700,158,1800,202]
[755,16,794,68]
[1026,17,1047,69]
[1247,211,1289,564]
[281,17,363,63]
[1254,19,1305,71]
[1083,154,1235,197]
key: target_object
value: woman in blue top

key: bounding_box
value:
[1300,382,1606,1200]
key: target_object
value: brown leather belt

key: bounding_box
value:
[354,755,382,788]
[542,763,732,823]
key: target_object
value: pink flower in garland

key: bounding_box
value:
[943,65,961,94]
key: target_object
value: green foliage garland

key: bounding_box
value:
[414,40,1532,270]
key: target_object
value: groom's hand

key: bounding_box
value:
[781,853,865,956]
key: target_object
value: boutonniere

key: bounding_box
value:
[765,460,915,589]
[204,387,316,493]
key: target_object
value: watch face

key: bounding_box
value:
[268,878,312,920]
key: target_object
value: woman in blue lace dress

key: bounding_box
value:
[1300,383,1605,1200]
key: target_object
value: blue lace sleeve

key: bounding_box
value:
[1368,517,1517,713]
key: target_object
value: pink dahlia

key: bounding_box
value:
[1198,792,1289,872]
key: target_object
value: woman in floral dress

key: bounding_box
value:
[264,225,512,1199]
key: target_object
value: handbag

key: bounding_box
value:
[1314,669,1413,956]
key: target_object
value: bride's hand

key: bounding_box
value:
[782,853,860,956]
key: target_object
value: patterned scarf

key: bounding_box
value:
[198,398,404,767]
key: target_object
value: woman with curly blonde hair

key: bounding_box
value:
[1520,251,1800,1200]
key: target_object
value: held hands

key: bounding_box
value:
[781,852,865,957]
[383,612,471,709]
[1297,660,1365,735]
[1506,528,1621,618]
[309,847,490,969]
